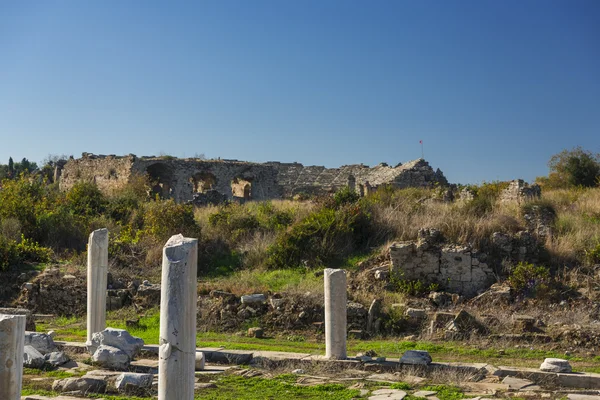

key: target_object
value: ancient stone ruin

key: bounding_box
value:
[56,153,448,203]
[389,229,496,297]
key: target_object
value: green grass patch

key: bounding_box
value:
[195,374,359,399]
[409,385,465,400]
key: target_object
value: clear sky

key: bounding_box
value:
[1,1,598,184]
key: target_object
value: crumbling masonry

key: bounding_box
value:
[57,153,448,203]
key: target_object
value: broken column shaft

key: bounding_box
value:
[87,228,109,344]
[0,314,26,400]
[324,268,347,359]
[158,234,198,400]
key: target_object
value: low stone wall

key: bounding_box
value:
[389,240,495,297]
[500,179,541,204]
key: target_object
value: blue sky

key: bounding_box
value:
[0,1,598,184]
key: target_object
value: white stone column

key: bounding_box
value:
[86,228,108,344]
[324,268,347,359]
[0,314,26,400]
[158,234,198,400]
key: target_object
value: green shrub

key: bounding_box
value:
[254,201,294,230]
[0,235,52,270]
[331,186,360,208]
[585,242,600,265]
[65,181,107,216]
[521,199,557,218]
[0,175,45,237]
[143,200,201,240]
[463,181,510,216]
[267,204,370,269]
[36,207,86,250]
[390,275,439,296]
[508,262,552,298]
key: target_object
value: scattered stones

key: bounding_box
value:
[513,314,538,333]
[134,283,161,308]
[540,358,572,373]
[292,369,305,374]
[210,290,236,302]
[45,351,70,367]
[247,327,264,338]
[91,345,130,370]
[270,298,285,308]
[115,372,153,393]
[241,294,266,305]
[52,377,107,393]
[400,350,432,365]
[429,292,452,307]
[446,309,485,336]
[24,331,57,354]
[23,345,45,368]
[405,308,427,320]
[374,269,389,280]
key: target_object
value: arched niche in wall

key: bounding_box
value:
[231,177,252,200]
[146,163,174,199]
[190,172,217,193]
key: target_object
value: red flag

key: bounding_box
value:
[419,140,422,144]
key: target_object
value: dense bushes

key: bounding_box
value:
[267,200,371,269]
[0,174,204,271]
[0,235,52,270]
[508,262,552,298]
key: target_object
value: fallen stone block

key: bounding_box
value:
[24,331,57,355]
[247,327,264,338]
[540,358,572,373]
[88,328,144,359]
[115,372,153,393]
[52,377,107,393]
[501,376,541,391]
[92,345,131,370]
[400,350,432,365]
[241,294,266,304]
[368,388,407,399]
[196,351,206,371]
[23,345,45,369]
[45,351,70,367]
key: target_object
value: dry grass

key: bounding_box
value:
[543,187,600,264]
[370,197,523,249]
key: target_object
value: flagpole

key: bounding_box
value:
[420,140,424,159]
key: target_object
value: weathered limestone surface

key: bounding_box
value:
[0,314,26,400]
[389,228,496,296]
[87,228,108,344]
[324,268,347,360]
[58,153,448,203]
[390,241,495,296]
[158,234,198,400]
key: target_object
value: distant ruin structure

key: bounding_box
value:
[57,153,448,203]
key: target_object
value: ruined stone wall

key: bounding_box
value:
[59,153,136,195]
[389,241,495,297]
[268,158,447,197]
[59,153,448,202]
[500,179,541,204]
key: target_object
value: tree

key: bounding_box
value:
[7,157,14,178]
[546,147,600,188]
